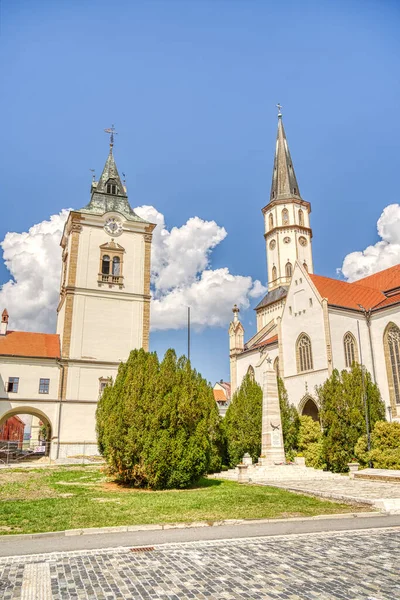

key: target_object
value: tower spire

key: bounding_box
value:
[270,109,301,203]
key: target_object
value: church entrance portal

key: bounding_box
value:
[300,397,320,422]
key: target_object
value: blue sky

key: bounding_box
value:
[1,0,400,383]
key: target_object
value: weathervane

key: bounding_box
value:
[89,168,96,181]
[276,103,282,117]
[104,124,118,148]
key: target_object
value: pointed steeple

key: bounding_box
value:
[270,108,302,203]
[79,127,147,223]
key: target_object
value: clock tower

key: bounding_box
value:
[56,132,155,414]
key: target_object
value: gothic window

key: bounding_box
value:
[112,256,120,276]
[285,262,293,278]
[344,332,358,368]
[303,262,308,272]
[282,209,289,225]
[384,323,400,405]
[247,365,255,382]
[269,214,274,230]
[298,209,304,226]
[272,266,277,281]
[102,255,110,275]
[296,334,313,373]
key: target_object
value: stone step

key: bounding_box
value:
[354,468,400,483]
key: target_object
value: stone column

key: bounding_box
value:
[260,359,285,466]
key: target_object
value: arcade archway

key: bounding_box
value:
[298,395,320,422]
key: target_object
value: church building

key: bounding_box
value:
[230,109,400,422]
[0,131,155,458]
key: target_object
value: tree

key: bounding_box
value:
[224,374,262,466]
[317,363,385,472]
[355,421,400,469]
[96,348,223,489]
[297,416,324,469]
[278,377,300,460]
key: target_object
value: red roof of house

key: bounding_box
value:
[309,274,386,311]
[355,264,400,293]
[0,331,60,359]
[213,389,226,402]
[372,291,400,310]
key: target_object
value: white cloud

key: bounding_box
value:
[0,211,69,333]
[0,207,266,333]
[340,204,400,282]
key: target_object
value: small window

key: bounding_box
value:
[298,209,304,226]
[344,332,358,368]
[285,262,293,278]
[269,213,274,230]
[247,365,255,382]
[7,377,19,393]
[303,262,308,272]
[99,377,111,396]
[112,256,120,276]
[102,255,110,275]
[282,208,289,225]
[106,183,117,195]
[309,298,313,307]
[272,266,277,281]
[39,378,50,394]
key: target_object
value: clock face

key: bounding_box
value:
[104,218,123,236]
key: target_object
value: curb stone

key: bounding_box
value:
[2,511,383,541]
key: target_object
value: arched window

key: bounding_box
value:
[273,357,279,378]
[112,256,120,276]
[296,334,313,373]
[343,332,358,368]
[285,262,292,278]
[269,213,274,230]
[303,261,308,272]
[247,365,255,382]
[384,323,400,406]
[272,266,277,281]
[282,208,289,225]
[298,209,304,226]
[102,255,110,275]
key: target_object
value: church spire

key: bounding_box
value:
[270,106,302,203]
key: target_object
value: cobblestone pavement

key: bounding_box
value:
[0,528,399,599]
[259,477,400,502]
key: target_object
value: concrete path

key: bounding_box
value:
[1,525,399,599]
[0,513,399,558]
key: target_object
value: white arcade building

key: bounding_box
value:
[0,133,155,458]
[230,110,400,422]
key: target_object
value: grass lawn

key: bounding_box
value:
[0,466,367,536]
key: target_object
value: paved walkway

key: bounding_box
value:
[258,477,400,503]
[0,528,399,599]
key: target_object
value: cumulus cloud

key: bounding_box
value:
[0,207,266,332]
[340,204,400,282]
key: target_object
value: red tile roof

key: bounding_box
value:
[373,292,400,310]
[309,274,386,311]
[213,389,226,402]
[253,334,279,350]
[0,331,60,359]
[355,264,400,293]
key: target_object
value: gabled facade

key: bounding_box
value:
[230,112,400,422]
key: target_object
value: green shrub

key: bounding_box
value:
[298,416,324,469]
[96,348,223,489]
[355,421,400,469]
[278,377,300,461]
[317,364,385,472]
[224,375,262,466]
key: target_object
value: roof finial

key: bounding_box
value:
[276,103,282,118]
[232,304,240,323]
[104,124,118,151]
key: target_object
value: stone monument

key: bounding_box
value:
[260,357,285,466]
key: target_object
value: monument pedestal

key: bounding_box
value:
[260,364,285,466]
